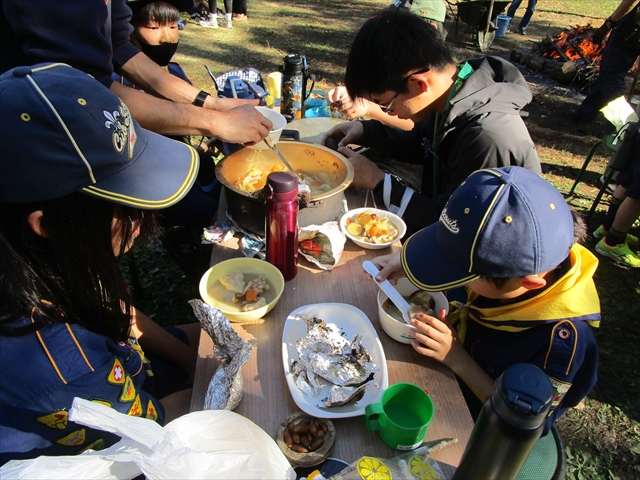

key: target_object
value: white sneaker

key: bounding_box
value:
[224,13,233,28]
[199,14,218,28]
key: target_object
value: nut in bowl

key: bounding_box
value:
[377,278,449,344]
[276,412,336,468]
[199,257,285,322]
[340,208,406,250]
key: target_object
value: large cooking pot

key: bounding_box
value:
[215,141,354,235]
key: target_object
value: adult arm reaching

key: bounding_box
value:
[110,82,272,143]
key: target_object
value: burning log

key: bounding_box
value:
[511,49,578,84]
[510,24,607,87]
[540,24,604,68]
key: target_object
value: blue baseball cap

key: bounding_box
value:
[402,167,574,291]
[0,63,199,209]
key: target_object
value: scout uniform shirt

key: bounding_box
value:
[0,314,163,465]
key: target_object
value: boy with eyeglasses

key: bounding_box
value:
[322,9,541,236]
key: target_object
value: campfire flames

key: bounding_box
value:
[542,24,604,66]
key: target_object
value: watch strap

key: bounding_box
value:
[192,90,210,107]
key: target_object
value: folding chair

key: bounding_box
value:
[516,424,566,480]
[567,121,638,221]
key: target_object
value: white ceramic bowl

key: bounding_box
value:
[199,257,285,322]
[377,278,449,344]
[340,208,407,250]
[248,106,287,150]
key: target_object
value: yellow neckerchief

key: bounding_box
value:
[128,333,154,377]
[431,62,474,198]
[448,244,600,343]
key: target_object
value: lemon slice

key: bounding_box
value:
[357,456,393,480]
[347,222,364,236]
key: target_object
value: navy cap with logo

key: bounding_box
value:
[402,166,575,292]
[0,63,199,209]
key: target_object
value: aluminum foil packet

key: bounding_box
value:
[189,299,253,410]
[298,221,346,270]
[291,315,378,406]
[202,221,234,245]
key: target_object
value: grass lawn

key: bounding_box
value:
[125,1,640,478]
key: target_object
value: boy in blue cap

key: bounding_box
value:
[370,166,600,431]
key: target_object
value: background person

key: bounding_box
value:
[390,0,447,38]
[0,0,271,144]
[0,63,203,464]
[322,9,540,236]
[369,166,600,433]
[233,0,248,20]
[568,0,640,123]
[198,0,233,28]
[506,0,537,35]
[592,125,640,268]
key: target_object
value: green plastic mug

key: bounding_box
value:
[364,382,434,451]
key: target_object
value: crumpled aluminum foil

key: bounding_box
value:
[317,384,367,408]
[189,299,253,410]
[291,315,378,406]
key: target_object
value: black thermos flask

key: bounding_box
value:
[452,363,554,480]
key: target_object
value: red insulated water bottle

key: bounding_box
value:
[265,172,298,280]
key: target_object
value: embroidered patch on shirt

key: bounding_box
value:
[548,376,572,409]
[119,375,136,402]
[146,399,159,421]
[107,358,126,385]
[56,428,86,447]
[128,394,143,417]
[90,399,113,408]
[37,410,68,430]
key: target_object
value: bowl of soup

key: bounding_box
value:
[377,278,449,344]
[199,257,285,322]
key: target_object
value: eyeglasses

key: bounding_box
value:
[377,67,431,113]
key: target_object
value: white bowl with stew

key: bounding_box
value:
[340,208,406,250]
[377,278,449,344]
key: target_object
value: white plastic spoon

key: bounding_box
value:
[362,260,412,325]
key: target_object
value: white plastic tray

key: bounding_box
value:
[282,303,389,418]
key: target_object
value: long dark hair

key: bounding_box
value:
[0,194,156,341]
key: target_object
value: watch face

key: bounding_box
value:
[295,458,350,479]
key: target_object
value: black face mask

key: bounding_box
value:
[135,37,179,67]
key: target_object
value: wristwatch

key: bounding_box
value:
[192,90,210,107]
[605,16,618,28]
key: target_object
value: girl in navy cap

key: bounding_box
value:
[0,63,202,464]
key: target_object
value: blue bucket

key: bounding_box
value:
[496,15,511,38]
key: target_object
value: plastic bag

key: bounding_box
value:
[298,222,346,270]
[1,398,295,480]
[327,446,445,480]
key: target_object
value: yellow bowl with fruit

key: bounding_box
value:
[339,208,406,250]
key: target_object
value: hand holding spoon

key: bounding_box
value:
[362,260,412,325]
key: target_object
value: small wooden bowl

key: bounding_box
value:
[276,412,336,468]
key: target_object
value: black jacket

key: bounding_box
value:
[364,56,541,236]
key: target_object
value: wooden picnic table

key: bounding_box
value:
[191,186,474,472]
